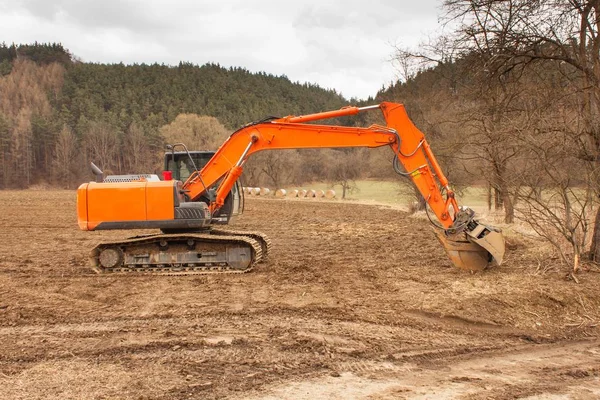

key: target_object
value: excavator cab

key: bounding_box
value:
[163,150,243,224]
[164,151,212,182]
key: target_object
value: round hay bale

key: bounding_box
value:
[251,187,261,196]
[315,190,325,198]
[297,189,307,198]
[260,187,271,196]
[324,189,336,199]
[275,189,287,198]
[306,189,316,198]
[287,189,299,198]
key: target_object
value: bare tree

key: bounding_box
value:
[83,121,119,174]
[52,124,79,187]
[516,122,595,274]
[240,156,264,187]
[123,122,154,173]
[259,150,301,189]
[0,59,65,188]
[11,108,33,188]
[160,114,229,150]
[0,113,10,188]
[441,0,600,258]
[327,149,362,199]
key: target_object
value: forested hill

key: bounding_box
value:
[60,61,349,132]
[0,43,351,188]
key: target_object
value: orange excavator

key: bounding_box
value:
[77,102,505,274]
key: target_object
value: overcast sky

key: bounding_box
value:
[0,0,442,100]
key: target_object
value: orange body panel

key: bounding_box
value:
[146,182,177,220]
[77,184,88,230]
[77,181,175,231]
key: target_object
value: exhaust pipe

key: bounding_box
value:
[436,208,505,271]
[90,162,103,183]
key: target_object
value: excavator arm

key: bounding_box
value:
[185,103,455,223]
[182,102,505,270]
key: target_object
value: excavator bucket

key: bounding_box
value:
[436,221,505,272]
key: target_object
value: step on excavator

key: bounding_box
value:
[77,102,505,274]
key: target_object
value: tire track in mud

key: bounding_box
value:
[0,309,522,368]
[0,309,523,347]
[402,309,533,336]
[240,339,600,400]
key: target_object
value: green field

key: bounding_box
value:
[283,180,489,207]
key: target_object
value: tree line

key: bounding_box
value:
[0,42,358,189]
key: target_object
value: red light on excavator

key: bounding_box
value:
[162,171,173,181]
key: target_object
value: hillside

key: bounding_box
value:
[0,43,351,188]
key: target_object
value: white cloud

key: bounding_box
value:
[0,0,442,99]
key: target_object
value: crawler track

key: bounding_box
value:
[90,232,264,275]
[209,228,271,260]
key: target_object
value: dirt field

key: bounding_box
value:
[0,190,599,399]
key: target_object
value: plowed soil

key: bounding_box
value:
[0,190,599,399]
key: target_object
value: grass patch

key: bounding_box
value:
[283,180,489,207]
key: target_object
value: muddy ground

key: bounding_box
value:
[0,190,599,399]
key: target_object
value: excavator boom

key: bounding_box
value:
[77,102,505,273]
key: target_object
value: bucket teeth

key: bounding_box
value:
[436,231,491,271]
[435,218,505,272]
